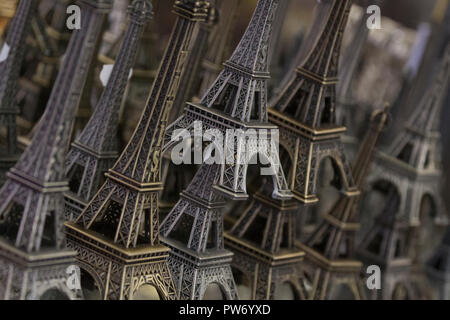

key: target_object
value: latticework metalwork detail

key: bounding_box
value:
[66,0,209,300]
[268,0,357,204]
[65,0,153,221]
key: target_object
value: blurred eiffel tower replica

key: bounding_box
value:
[64,0,152,221]
[356,183,430,300]
[426,227,450,299]
[225,175,306,299]
[357,45,450,300]
[0,0,33,186]
[16,0,72,141]
[368,44,450,250]
[65,0,210,300]
[297,105,389,300]
[161,0,293,300]
[268,0,358,205]
[0,0,111,300]
[159,0,226,219]
[382,0,450,149]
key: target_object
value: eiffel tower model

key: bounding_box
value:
[356,179,432,299]
[225,177,306,299]
[0,0,37,186]
[296,105,389,300]
[0,0,112,300]
[368,44,450,232]
[17,0,73,135]
[161,0,293,300]
[426,227,450,299]
[65,0,210,300]
[64,0,153,222]
[268,0,358,204]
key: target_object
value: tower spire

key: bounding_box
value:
[65,0,153,221]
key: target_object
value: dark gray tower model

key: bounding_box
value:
[65,0,153,221]
[0,0,112,300]
[0,0,37,185]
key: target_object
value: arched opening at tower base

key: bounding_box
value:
[232,267,252,299]
[132,284,161,300]
[274,282,298,300]
[80,268,101,300]
[202,283,226,300]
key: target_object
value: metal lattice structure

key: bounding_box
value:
[65,0,210,300]
[0,0,37,186]
[64,0,152,221]
[268,0,358,204]
[194,0,240,102]
[297,106,389,300]
[225,181,306,300]
[165,0,292,201]
[161,0,293,300]
[0,0,112,300]
[368,44,450,227]
[160,164,238,300]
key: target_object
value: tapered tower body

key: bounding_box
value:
[65,0,209,300]
[64,0,152,221]
[0,0,112,300]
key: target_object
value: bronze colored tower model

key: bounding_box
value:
[268,0,357,204]
[65,0,209,300]
[161,0,293,300]
[297,106,389,300]
[0,0,112,300]
[0,0,37,185]
[65,0,153,221]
